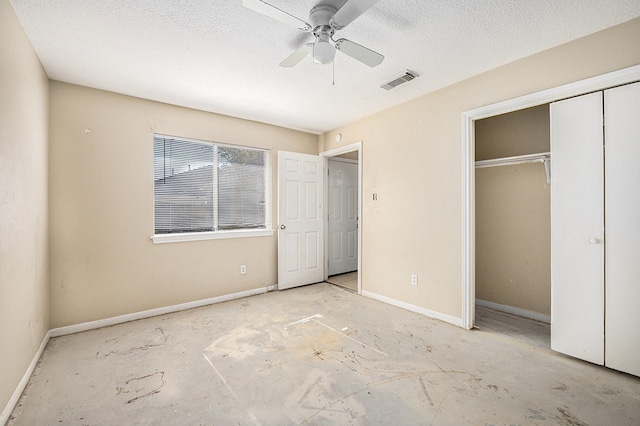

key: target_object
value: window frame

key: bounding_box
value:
[151,134,273,244]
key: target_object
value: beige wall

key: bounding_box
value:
[475,106,551,315]
[475,164,550,314]
[49,83,318,327]
[0,0,50,415]
[320,18,640,320]
[475,105,550,161]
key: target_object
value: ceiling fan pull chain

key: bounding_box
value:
[332,60,335,86]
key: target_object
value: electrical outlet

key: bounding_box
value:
[411,274,418,286]
[240,265,246,275]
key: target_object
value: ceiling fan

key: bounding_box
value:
[242,0,384,68]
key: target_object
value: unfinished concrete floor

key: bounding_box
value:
[8,283,640,425]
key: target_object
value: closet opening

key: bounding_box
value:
[474,105,551,345]
[462,66,640,374]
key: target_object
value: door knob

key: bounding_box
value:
[589,237,600,244]
[280,224,286,230]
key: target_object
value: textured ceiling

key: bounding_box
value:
[10,0,640,134]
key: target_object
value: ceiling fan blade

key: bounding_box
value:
[335,39,384,67]
[330,0,381,30]
[280,44,312,67]
[242,0,311,31]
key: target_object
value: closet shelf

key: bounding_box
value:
[475,152,551,184]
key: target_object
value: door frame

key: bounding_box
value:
[327,157,359,276]
[321,141,363,294]
[461,64,640,330]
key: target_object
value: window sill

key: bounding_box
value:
[151,228,274,244]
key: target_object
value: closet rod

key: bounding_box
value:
[475,152,551,184]
[475,152,550,168]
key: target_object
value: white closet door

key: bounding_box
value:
[604,81,640,377]
[550,92,604,365]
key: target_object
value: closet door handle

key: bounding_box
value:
[589,237,601,244]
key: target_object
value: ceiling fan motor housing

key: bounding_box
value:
[309,4,337,35]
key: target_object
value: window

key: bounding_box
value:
[152,135,272,243]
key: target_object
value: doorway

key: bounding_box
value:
[321,142,362,294]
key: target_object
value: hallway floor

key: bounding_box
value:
[326,271,358,292]
[9,283,640,425]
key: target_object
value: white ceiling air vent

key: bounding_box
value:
[380,70,419,91]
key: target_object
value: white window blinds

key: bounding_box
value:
[153,136,268,235]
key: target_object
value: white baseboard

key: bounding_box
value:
[1,330,51,426]
[476,298,551,324]
[362,290,464,328]
[50,286,270,337]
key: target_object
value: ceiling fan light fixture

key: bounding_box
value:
[313,37,336,65]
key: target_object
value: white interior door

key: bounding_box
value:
[277,151,324,290]
[328,159,358,276]
[550,92,605,365]
[604,81,640,377]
